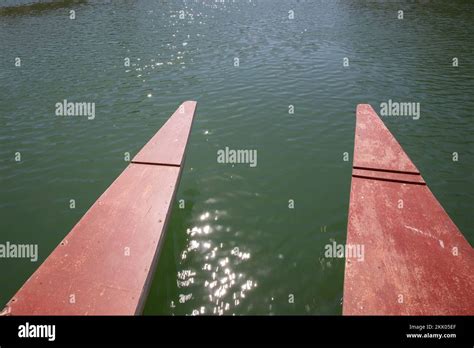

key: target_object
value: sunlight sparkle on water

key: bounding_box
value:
[172,210,256,315]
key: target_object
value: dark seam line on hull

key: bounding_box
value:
[353,166,420,175]
[352,174,426,186]
[131,161,181,168]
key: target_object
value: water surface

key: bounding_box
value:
[0,0,473,315]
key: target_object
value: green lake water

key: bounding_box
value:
[0,0,473,315]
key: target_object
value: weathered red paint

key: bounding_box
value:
[343,104,474,315]
[352,168,425,185]
[2,101,197,315]
[133,101,197,166]
[353,104,420,174]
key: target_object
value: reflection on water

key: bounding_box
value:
[0,0,87,16]
[173,209,256,316]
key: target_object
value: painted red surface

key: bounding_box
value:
[3,101,197,315]
[353,104,420,174]
[343,104,474,315]
[133,101,197,166]
[352,168,425,185]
